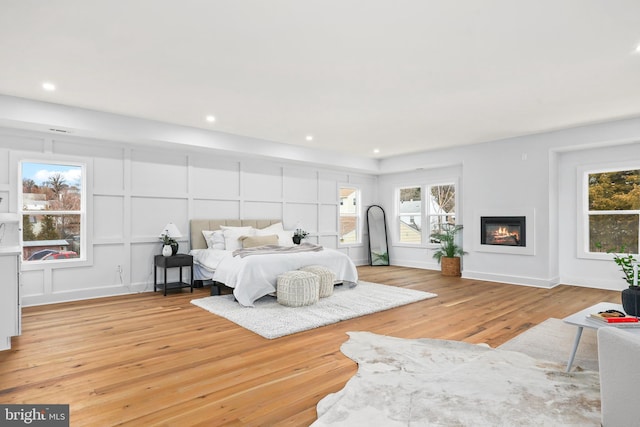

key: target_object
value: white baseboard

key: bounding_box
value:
[560,275,627,292]
[462,270,560,288]
[0,336,11,351]
[22,282,155,307]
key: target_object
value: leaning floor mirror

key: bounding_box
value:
[366,205,390,266]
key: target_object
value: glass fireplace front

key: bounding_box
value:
[480,216,526,247]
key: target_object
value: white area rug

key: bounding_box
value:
[190,281,437,339]
[499,317,599,371]
[313,331,600,426]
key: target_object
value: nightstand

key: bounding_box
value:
[154,254,193,296]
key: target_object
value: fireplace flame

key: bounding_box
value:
[489,226,520,245]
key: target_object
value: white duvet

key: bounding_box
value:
[191,248,228,275]
[192,247,358,306]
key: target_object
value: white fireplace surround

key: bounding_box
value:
[474,209,535,256]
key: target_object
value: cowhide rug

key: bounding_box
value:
[312,332,600,426]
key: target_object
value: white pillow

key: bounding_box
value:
[202,230,225,250]
[223,227,255,251]
[278,229,295,247]
[255,222,284,234]
[219,225,254,232]
[254,223,293,246]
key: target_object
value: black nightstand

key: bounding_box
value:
[154,254,193,296]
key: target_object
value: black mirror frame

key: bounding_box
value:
[366,204,390,266]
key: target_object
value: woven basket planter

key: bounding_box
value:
[300,265,336,298]
[276,270,319,307]
[441,257,461,277]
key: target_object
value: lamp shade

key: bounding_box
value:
[159,222,182,239]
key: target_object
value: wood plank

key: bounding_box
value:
[0,266,620,426]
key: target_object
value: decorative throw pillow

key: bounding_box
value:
[202,230,225,250]
[223,227,255,251]
[253,223,293,246]
[240,234,279,248]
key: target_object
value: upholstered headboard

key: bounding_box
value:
[190,219,282,250]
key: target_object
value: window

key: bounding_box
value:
[397,183,456,245]
[398,186,422,244]
[339,186,360,244]
[586,169,640,254]
[20,161,85,262]
[428,184,456,240]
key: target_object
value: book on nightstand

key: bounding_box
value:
[587,312,640,327]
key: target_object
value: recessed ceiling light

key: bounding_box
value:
[42,82,56,91]
[636,43,640,53]
[205,115,216,123]
[305,135,313,141]
[373,148,380,154]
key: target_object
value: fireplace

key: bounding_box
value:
[481,216,526,247]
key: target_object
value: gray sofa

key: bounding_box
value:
[598,327,640,427]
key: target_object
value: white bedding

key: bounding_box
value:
[192,247,358,306]
[191,248,228,278]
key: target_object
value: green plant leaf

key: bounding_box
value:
[430,224,466,264]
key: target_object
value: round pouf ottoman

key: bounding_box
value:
[300,265,336,298]
[276,270,319,307]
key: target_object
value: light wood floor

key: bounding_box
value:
[0,266,619,426]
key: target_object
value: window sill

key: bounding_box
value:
[22,258,90,270]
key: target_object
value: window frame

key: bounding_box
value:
[395,180,458,247]
[338,184,361,246]
[426,182,457,244]
[19,157,90,267]
[396,185,423,245]
[577,164,640,260]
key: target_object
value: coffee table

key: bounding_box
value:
[563,302,640,372]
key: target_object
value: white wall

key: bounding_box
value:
[378,117,640,289]
[378,164,462,270]
[3,96,640,301]
[0,129,376,306]
[558,143,640,290]
[0,95,380,174]
[377,140,557,287]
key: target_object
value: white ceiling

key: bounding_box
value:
[1,0,640,159]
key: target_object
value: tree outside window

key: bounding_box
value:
[20,162,84,262]
[428,184,456,241]
[588,169,640,254]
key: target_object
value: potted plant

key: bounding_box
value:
[292,228,308,245]
[608,247,640,316]
[160,234,178,256]
[430,224,466,277]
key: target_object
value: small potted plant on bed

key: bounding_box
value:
[293,228,309,245]
[430,223,466,277]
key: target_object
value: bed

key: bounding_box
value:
[189,219,359,306]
